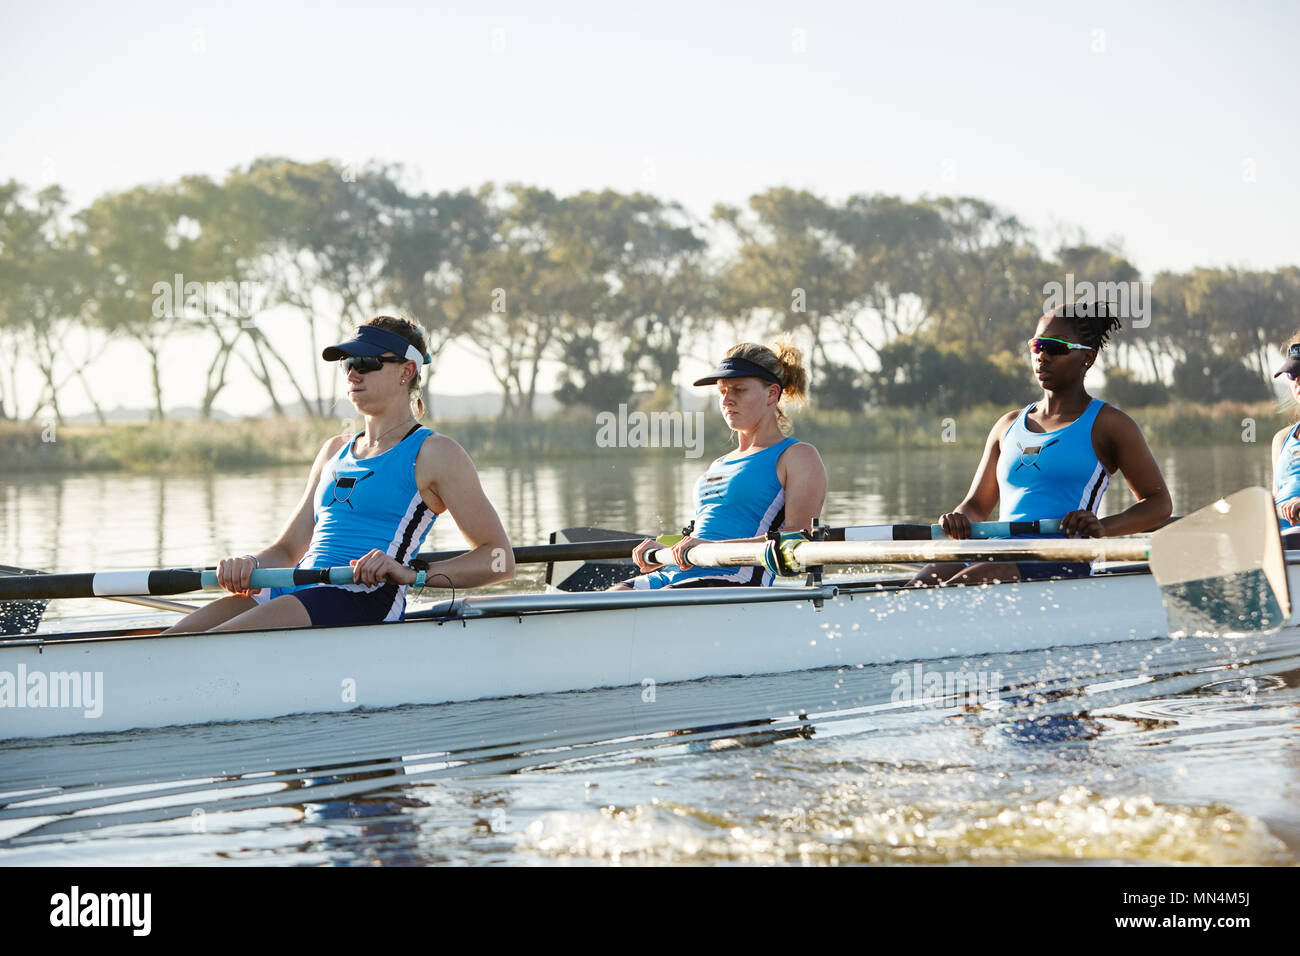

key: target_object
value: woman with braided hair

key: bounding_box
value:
[912,302,1171,586]
[613,336,828,590]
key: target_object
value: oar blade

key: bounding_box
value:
[1150,487,1291,635]
[547,527,642,592]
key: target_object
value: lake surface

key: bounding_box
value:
[2,445,1298,866]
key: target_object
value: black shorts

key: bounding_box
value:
[260,583,404,625]
[1015,561,1093,582]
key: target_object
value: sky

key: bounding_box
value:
[2,0,1298,417]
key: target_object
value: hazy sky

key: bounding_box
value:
[3,0,1297,416]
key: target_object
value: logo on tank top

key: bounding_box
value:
[1013,438,1059,472]
[327,470,375,508]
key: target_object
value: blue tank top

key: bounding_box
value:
[1274,424,1300,528]
[643,436,798,588]
[996,399,1109,522]
[293,425,437,611]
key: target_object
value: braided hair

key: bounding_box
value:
[1051,301,1123,351]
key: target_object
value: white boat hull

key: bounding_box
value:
[2,566,1294,739]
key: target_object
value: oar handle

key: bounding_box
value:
[201,568,359,591]
[0,567,361,601]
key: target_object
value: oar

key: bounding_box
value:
[0,564,200,637]
[544,526,652,592]
[542,520,1067,591]
[410,519,1065,568]
[416,531,648,566]
[639,487,1290,636]
[0,567,363,602]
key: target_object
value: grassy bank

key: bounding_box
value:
[0,401,1289,474]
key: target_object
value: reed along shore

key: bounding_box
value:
[0,400,1285,474]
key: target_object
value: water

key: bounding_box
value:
[2,446,1297,865]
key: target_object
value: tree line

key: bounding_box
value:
[2,157,1297,424]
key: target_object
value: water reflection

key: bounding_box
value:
[0,446,1273,587]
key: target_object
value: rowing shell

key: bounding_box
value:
[3,560,1297,740]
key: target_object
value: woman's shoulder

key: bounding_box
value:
[1089,398,1151,431]
[413,429,476,467]
[777,439,825,468]
[318,433,350,460]
[990,407,1024,442]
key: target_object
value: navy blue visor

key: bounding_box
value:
[1275,343,1300,379]
[693,357,782,389]
[322,326,430,365]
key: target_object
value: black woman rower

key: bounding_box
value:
[614,336,828,589]
[913,303,1172,586]
[1269,333,1300,550]
[164,315,515,633]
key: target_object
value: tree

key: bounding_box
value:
[917,197,1048,354]
[80,184,196,421]
[713,188,859,373]
[222,158,409,417]
[0,182,101,423]
[832,194,946,371]
[384,185,498,376]
[459,185,594,420]
[549,190,711,409]
[873,336,1026,410]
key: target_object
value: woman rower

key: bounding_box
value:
[1269,333,1300,549]
[164,315,514,633]
[913,303,1171,586]
[614,337,828,589]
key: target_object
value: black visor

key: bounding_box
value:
[693,357,782,389]
[1274,344,1300,379]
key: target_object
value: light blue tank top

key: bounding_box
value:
[1274,424,1300,528]
[293,425,437,602]
[643,436,798,588]
[996,399,1109,522]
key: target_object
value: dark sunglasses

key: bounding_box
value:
[1028,336,1092,357]
[340,354,406,374]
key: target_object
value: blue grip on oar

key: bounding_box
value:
[199,568,359,589]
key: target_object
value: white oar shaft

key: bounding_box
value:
[647,537,1151,569]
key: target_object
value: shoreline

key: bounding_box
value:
[0,400,1286,474]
